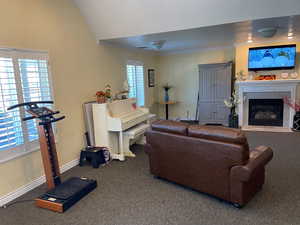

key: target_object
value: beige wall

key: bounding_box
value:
[235,41,300,78]
[156,48,235,120]
[0,0,158,198]
[97,44,159,111]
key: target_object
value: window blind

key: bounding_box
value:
[126,62,145,107]
[0,49,53,161]
[19,59,52,141]
[127,65,137,99]
[0,57,23,151]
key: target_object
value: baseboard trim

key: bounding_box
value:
[60,158,79,174]
[0,158,79,207]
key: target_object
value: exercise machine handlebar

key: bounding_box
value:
[7,101,64,125]
[22,111,60,121]
[7,101,54,110]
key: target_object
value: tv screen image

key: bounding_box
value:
[248,45,296,71]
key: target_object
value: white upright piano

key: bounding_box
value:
[84,98,152,161]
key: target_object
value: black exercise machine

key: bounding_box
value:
[8,101,97,213]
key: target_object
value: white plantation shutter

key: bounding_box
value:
[126,61,145,107]
[0,49,53,162]
[0,57,23,151]
[127,65,137,99]
[135,65,145,106]
[19,59,52,142]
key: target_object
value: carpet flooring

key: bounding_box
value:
[1,131,300,225]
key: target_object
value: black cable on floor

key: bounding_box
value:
[1,199,34,208]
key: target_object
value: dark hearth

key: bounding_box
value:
[249,99,284,126]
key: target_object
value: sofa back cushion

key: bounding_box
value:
[188,125,249,162]
[151,120,188,136]
[188,125,247,145]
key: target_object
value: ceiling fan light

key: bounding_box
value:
[151,40,166,49]
[257,27,277,38]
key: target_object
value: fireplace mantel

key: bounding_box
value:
[236,79,300,130]
[236,79,300,89]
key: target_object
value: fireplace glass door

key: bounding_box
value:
[248,99,284,126]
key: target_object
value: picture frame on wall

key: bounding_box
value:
[148,69,155,87]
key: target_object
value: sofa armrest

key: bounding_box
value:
[231,146,273,182]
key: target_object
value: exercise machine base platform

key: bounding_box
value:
[35,177,97,213]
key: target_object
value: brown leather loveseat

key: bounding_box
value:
[145,120,273,207]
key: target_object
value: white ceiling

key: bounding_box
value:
[73,0,300,40]
[101,15,300,53]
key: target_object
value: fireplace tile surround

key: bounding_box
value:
[236,79,300,131]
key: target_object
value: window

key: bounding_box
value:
[126,61,145,107]
[0,49,53,163]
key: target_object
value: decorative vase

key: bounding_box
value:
[164,90,169,102]
[292,111,300,131]
[229,113,239,128]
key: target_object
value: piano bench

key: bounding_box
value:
[122,123,149,157]
[79,147,106,168]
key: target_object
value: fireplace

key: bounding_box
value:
[237,80,300,130]
[248,99,284,126]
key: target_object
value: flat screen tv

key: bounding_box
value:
[248,44,296,71]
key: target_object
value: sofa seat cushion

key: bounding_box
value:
[188,125,247,145]
[151,120,188,135]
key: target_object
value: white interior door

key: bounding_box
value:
[198,102,216,124]
[198,62,232,125]
[215,103,230,125]
[199,69,216,101]
[215,67,231,103]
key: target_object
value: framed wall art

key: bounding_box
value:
[148,69,155,87]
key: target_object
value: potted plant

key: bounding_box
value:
[224,89,240,128]
[96,91,106,103]
[104,84,112,102]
